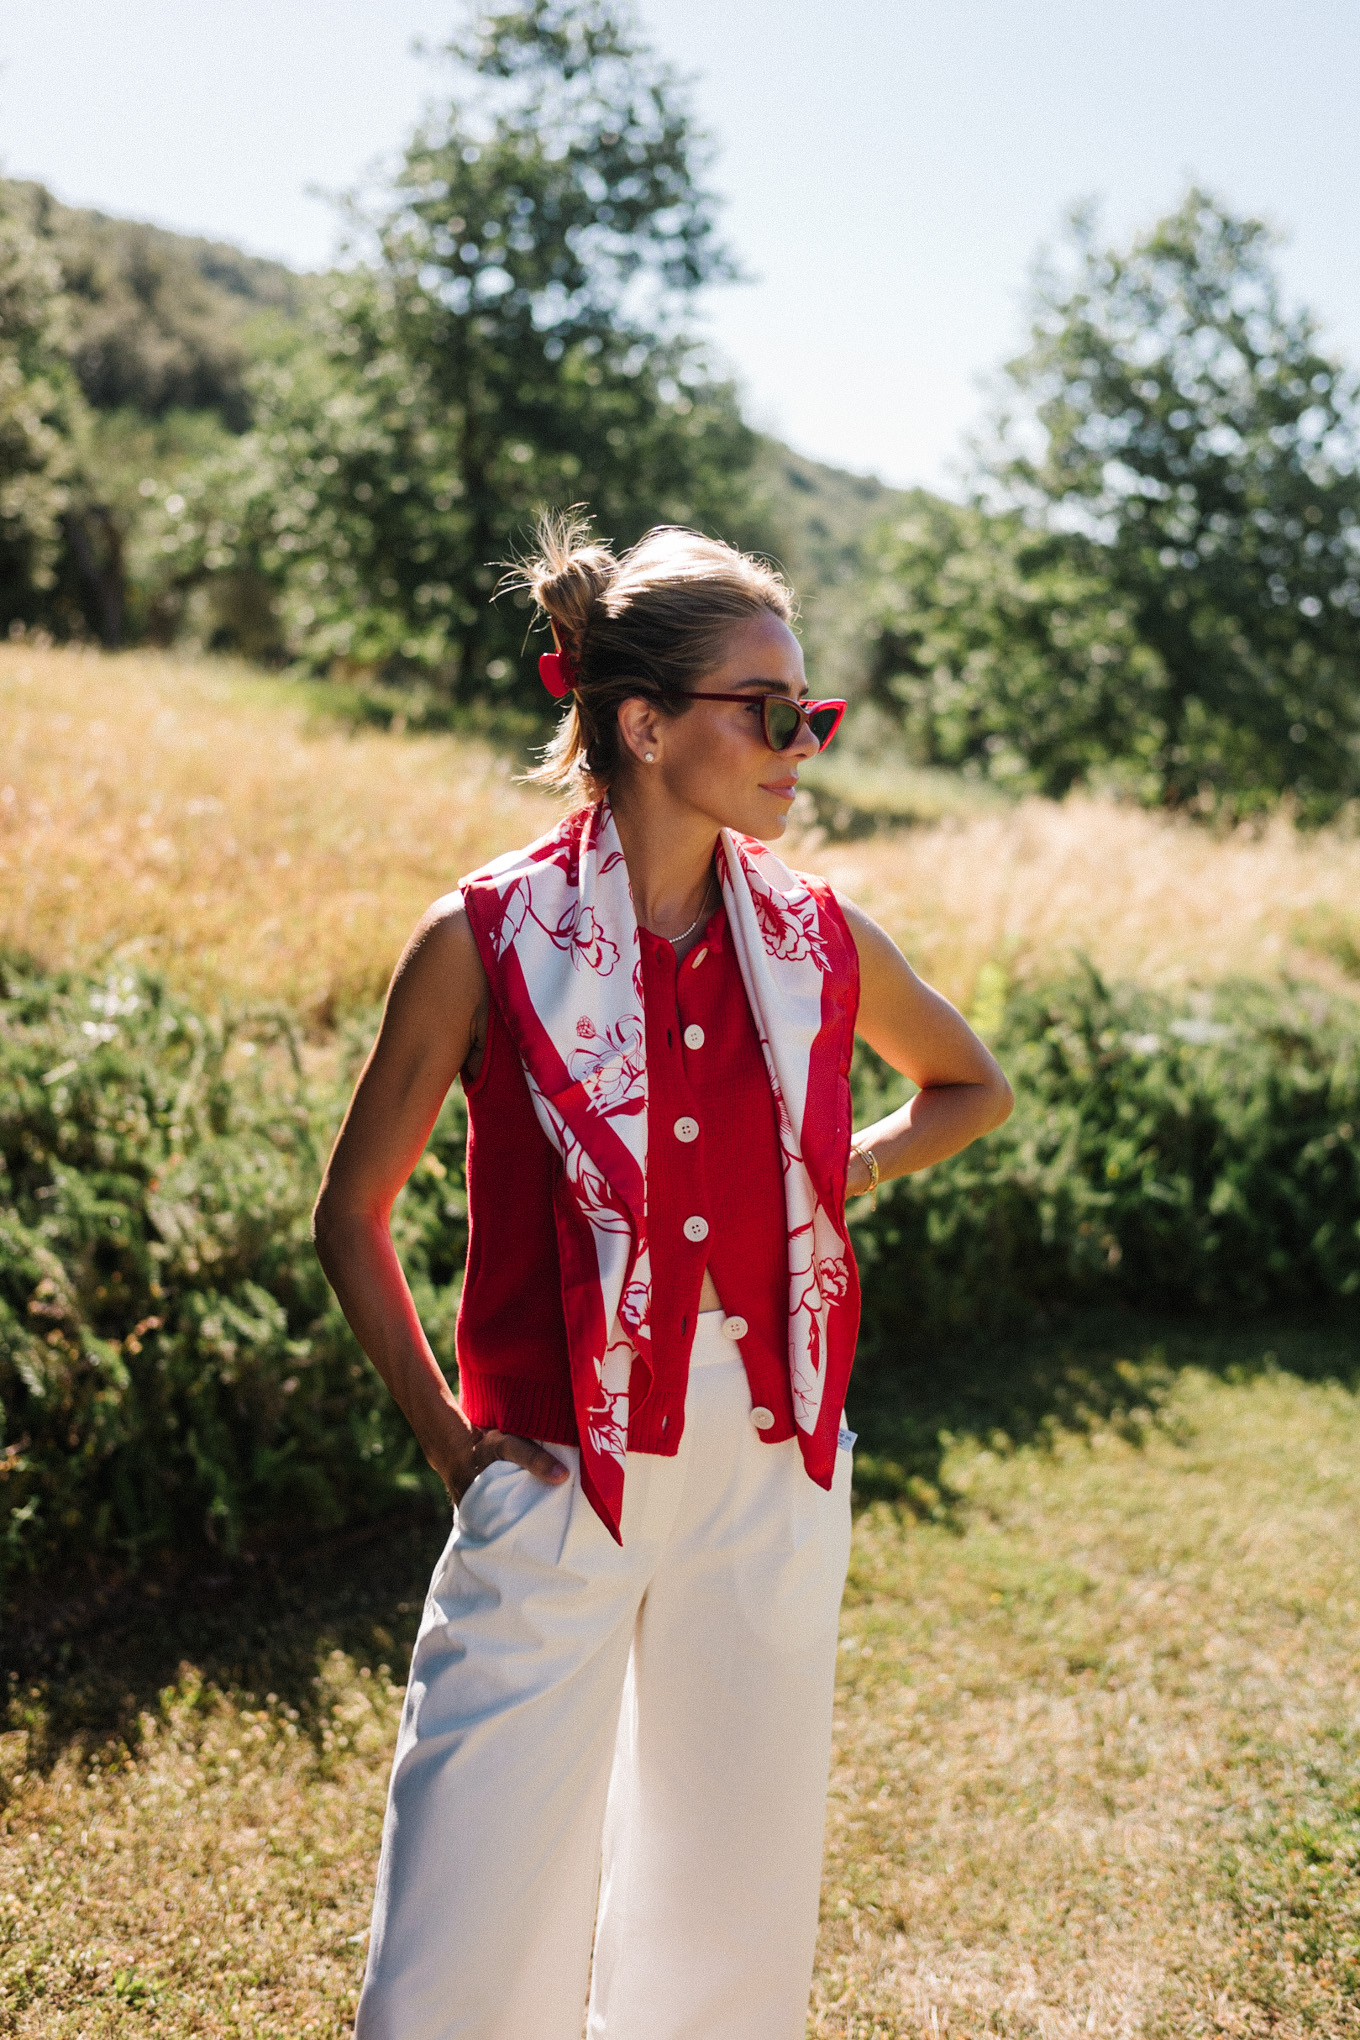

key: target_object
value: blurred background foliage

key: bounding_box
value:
[4,0,1359,816]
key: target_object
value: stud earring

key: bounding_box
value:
[644,752,655,763]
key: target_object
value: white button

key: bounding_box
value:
[682,1215,709,1243]
[721,1315,748,1340]
[683,1023,705,1050]
[690,947,709,969]
[673,1116,700,1143]
[750,1406,775,1431]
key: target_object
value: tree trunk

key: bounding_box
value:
[64,507,126,649]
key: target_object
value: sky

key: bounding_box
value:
[2,0,1358,491]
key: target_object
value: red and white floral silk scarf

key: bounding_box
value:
[460,799,860,1539]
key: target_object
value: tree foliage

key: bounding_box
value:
[116,1,765,695]
[865,499,1167,799]
[0,198,88,632]
[869,192,1360,818]
[1005,191,1360,815]
[253,0,756,694]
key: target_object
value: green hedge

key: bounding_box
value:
[3,955,1358,1597]
[0,957,466,1593]
[851,968,1360,1355]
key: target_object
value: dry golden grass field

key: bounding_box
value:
[5,645,1360,2037]
[4,644,1360,1025]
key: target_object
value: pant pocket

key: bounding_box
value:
[728,1443,847,1653]
[453,1449,580,1571]
[455,1458,540,1544]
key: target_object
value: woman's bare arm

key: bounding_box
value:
[312,894,569,1498]
[840,895,1013,1199]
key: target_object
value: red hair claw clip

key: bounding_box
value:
[538,650,576,699]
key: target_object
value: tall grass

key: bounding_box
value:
[813,795,1360,1008]
[5,645,1360,1024]
[0,647,551,1027]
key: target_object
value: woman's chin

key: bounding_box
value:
[697,786,795,840]
[758,789,798,836]
[721,805,789,841]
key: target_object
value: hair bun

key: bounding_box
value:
[516,511,616,664]
[509,509,795,806]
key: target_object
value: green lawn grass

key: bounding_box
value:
[5,1327,1360,2037]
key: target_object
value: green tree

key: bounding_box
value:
[865,499,1167,798]
[996,190,1360,817]
[75,407,242,647]
[258,0,755,697]
[0,200,88,633]
[129,319,436,668]
[142,1,762,695]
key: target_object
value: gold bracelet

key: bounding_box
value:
[852,1144,880,1208]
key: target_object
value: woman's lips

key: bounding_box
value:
[761,779,798,800]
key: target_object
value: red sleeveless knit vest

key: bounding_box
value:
[453,902,805,1453]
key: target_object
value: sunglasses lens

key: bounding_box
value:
[807,704,842,750]
[763,698,803,751]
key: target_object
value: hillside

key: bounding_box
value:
[750,439,924,690]
[3,178,921,654]
[753,439,919,591]
[4,178,310,427]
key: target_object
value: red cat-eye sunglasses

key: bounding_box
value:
[673,691,847,753]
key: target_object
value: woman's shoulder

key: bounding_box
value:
[393,891,486,998]
[413,887,471,940]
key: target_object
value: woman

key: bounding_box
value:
[313,518,1012,2040]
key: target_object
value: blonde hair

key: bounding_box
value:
[508,512,796,802]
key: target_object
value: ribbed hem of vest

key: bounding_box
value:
[623,1411,683,1457]
[456,1368,580,1447]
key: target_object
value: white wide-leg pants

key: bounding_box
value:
[355,1313,854,2040]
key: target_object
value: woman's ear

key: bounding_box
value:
[616,695,664,767]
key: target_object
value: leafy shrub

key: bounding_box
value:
[0,956,465,1593]
[5,954,1358,1603]
[851,967,1360,1359]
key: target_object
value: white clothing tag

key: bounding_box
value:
[837,1426,857,1453]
